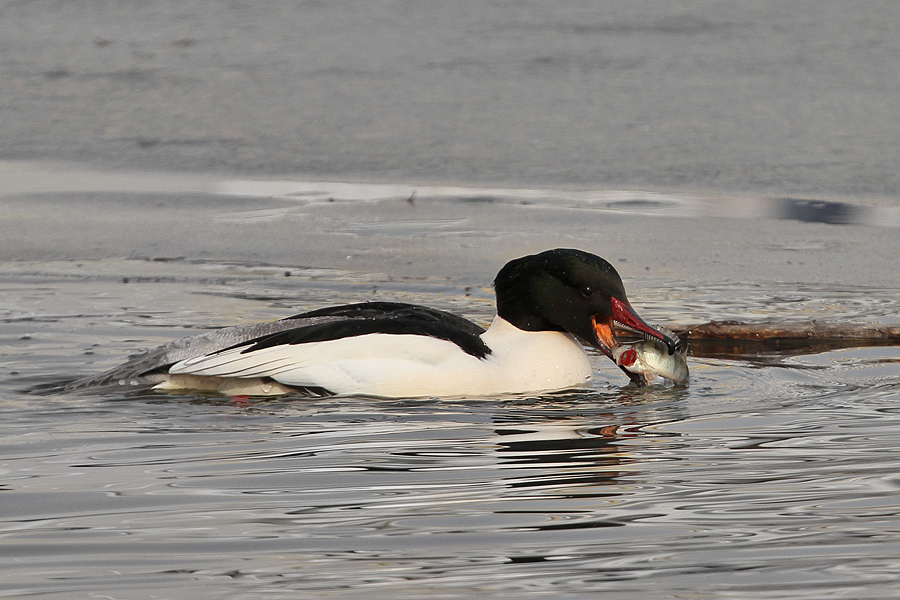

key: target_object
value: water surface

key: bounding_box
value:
[4,1,900,596]
[3,259,899,599]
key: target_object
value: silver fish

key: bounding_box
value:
[612,327,689,384]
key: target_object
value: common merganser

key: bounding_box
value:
[68,249,678,397]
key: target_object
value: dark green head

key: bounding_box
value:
[493,248,677,357]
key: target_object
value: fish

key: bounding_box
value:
[612,326,689,384]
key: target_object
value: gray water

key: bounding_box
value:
[3,1,900,597]
[3,1,900,199]
[3,255,900,599]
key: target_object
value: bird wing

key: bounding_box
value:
[67,301,488,391]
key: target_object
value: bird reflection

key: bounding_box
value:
[492,423,628,491]
[487,388,687,493]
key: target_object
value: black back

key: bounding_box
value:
[234,301,491,359]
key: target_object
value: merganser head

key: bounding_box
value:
[493,248,678,359]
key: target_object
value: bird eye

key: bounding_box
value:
[580,286,594,298]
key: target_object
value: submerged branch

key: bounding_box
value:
[632,321,900,358]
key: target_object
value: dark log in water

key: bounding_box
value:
[674,321,900,341]
[627,322,900,358]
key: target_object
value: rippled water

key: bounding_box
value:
[3,260,900,599]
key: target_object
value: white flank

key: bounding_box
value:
[167,316,593,398]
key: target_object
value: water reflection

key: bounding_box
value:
[3,350,900,598]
